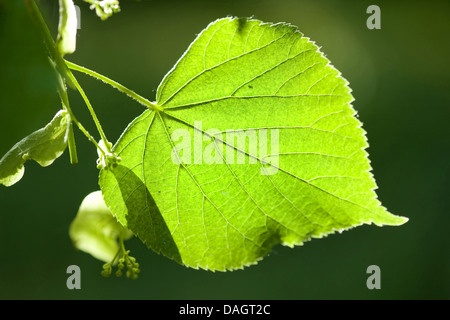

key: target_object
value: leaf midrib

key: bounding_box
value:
[156,110,379,222]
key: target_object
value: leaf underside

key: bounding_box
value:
[100,17,407,271]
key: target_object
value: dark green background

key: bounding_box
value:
[0,0,448,299]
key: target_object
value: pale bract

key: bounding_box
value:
[99,17,408,271]
[56,0,78,56]
[0,110,71,187]
[69,190,133,263]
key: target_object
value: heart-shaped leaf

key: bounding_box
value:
[100,17,407,271]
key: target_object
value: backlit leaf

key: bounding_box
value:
[100,17,407,271]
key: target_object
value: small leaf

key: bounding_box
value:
[69,190,133,263]
[0,110,71,187]
[56,0,78,56]
[100,17,408,271]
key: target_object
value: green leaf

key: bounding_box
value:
[56,0,78,56]
[100,17,408,271]
[0,110,71,187]
[69,190,133,263]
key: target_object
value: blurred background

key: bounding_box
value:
[0,0,448,299]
